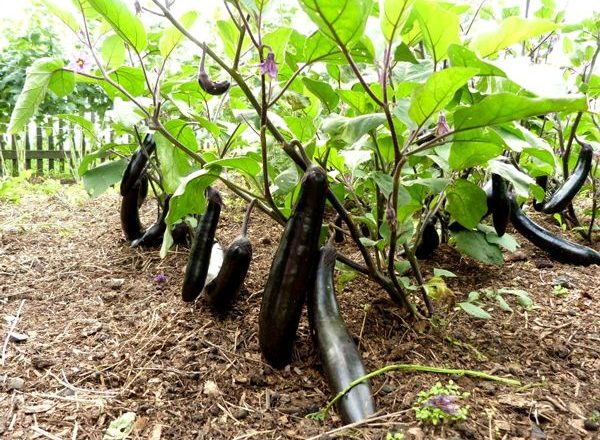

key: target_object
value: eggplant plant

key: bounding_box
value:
[6,0,599,319]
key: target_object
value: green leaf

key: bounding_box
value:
[8,58,64,134]
[166,170,218,225]
[105,66,146,99]
[453,94,587,131]
[448,129,505,170]
[470,16,558,58]
[491,57,570,98]
[478,225,519,252]
[81,159,128,198]
[40,0,80,34]
[433,268,457,278]
[458,302,492,320]
[379,0,414,42]
[101,34,126,69]
[299,0,371,47]
[447,45,505,76]
[217,20,240,60]
[452,230,503,266]
[88,0,147,52]
[302,77,339,112]
[499,288,533,309]
[409,67,478,126]
[415,0,461,62]
[263,27,293,65]
[446,179,487,229]
[103,412,136,440]
[394,42,419,64]
[488,159,535,198]
[159,11,198,58]
[155,120,196,194]
[205,157,261,177]
[321,113,387,144]
[48,69,75,97]
[495,294,513,312]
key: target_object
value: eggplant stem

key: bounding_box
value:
[241,198,257,237]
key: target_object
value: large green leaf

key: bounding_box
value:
[8,58,64,134]
[40,0,80,34]
[446,179,487,229]
[263,27,293,65]
[299,0,371,47]
[155,120,197,193]
[470,16,558,58]
[448,129,505,170]
[409,67,478,126]
[48,69,75,97]
[217,20,240,61]
[101,34,126,69]
[81,159,128,198]
[104,67,146,99]
[414,0,461,62]
[321,113,387,144]
[302,77,339,113]
[447,45,505,76]
[166,170,219,225]
[87,0,147,52]
[458,302,492,319]
[379,0,414,42]
[488,159,536,198]
[159,11,198,58]
[453,230,503,266]
[205,157,261,177]
[491,57,570,98]
[453,94,587,131]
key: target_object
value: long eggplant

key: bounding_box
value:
[309,242,376,424]
[491,174,510,237]
[120,177,144,241]
[540,142,593,214]
[205,200,256,311]
[509,194,600,265]
[181,187,222,302]
[131,195,172,248]
[415,220,439,259]
[120,134,156,196]
[259,165,328,368]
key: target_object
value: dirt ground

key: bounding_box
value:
[0,183,599,440]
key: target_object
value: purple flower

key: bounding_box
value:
[426,395,460,416]
[436,112,451,137]
[260,52,277,80]
[154,273,167,283]
[67,50,92,74]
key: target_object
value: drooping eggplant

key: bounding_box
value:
[120,177,144,242]
[308,242,376,424]
[131,195,172,248]
[334,215,344,243]
[205,200,256,311]
[120,134,156,196]
[197,46,230,96]
[509,194,600,265]
[491,174,510,237]
[181,187,223,302]
[540,142,593,214]
[259,165,328,369]
[415,219,439,259]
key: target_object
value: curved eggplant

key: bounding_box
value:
[205,200,256,311]
[259,165,328,368]
[120,178,144,242]
[540,142,593,214]
[309,243,376,424]
[198,48,230,96]
[491,174,510,237]
[131,195,171,248]
[181,187,223,302]
[120,134,156,196]
[415,220,439,259]
[510,194,600,265]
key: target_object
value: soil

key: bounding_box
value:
[0,184,599,440]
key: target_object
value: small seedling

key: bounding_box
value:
[413,380,470,426]
[385,433,405,440]
[552,284,569,297]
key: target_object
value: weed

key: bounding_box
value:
[413,380,470,426]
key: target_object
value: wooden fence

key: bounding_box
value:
[0,115,123,177]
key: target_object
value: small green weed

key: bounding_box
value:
[385,433,405,440]
[413,380,470,426]
[552,285,569,297]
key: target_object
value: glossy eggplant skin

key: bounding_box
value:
[334,215,344,243]
[181,187,222,302]
[258,165,328,369]
[131,195,171,248]
[120,134,156,196]
[491,174,510,237]
[198,71,231,96]
[205,236,252,310]
[415,220,439,259]
[120,178,144,242]
[308,244,375,424]
[532,175,548,212]
[540,142,593,214]
[509,195,600,265]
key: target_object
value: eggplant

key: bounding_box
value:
[309,243,376,424]
[334,215,344,243]
[259,165,328,368]
[120,177,144,241]
[540,142,593,214]
[131,195,171,248]
[181,187,223,302]
[120,134,156,196]
[197,48,230,96]
[532,175,548,212]
[205,200,256,311]
[491,174,510,237]
[171,222,189,245]
[137,173,149,208]
[509,194,600,265]
[415,220,439,259]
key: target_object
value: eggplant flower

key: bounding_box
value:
[260,52,277,80]
[436,112,451,137]
[68,50,92,74]
[154,273,167,283]
[426,395,460,416]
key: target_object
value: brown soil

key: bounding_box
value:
[0,185,599,440]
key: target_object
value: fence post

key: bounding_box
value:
[36,125,43,174]
[11,135,18,176]
[48,119,55,173]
